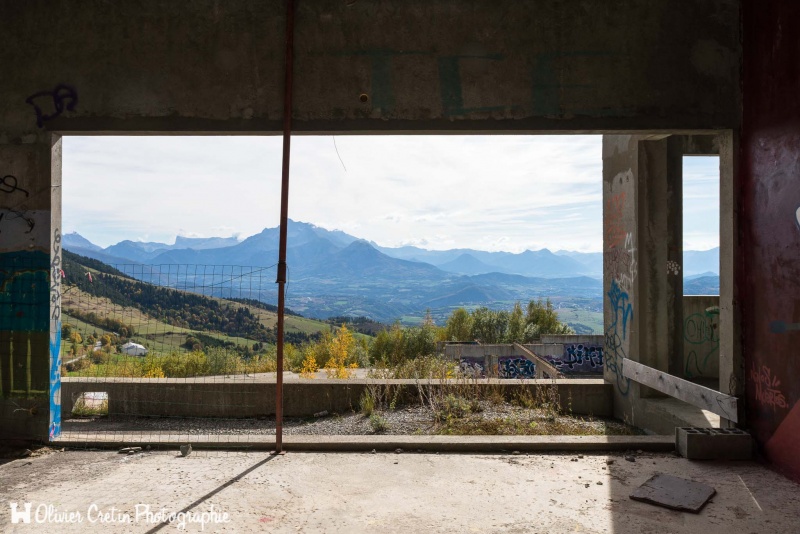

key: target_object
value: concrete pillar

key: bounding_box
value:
[603,135,640,421]
[603,135,684,420]
[718,131,744,426]
[0,136,62,442]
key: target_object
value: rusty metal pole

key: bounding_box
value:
[275,0,295,455]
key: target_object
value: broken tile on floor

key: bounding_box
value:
[630,473,716,513]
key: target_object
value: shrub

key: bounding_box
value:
[160,350,210,378]
[91,351,111,365]
[360,391,376,416]
[369,414,388,433]
[66,357,91,372]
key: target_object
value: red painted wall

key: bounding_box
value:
[742,0,800,481]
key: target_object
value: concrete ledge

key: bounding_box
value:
[61,378,613,418]
[54,433,674,453]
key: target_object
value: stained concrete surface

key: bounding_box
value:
[1,450,798,533]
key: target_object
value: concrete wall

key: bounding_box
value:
[0,1,739,442]
[682,295,720,381]
[445,337,604,378]
[0,1,738,135]
[61,378,613,419]
[741,0,800,481]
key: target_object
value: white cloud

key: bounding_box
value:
[62,136,719,253]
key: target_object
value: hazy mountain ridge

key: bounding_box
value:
[64,221,719,323]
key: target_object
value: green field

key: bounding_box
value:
[555,308,604,335]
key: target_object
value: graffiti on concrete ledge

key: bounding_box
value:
[498,357,536,379]
[459,358,485,377]
[25,84,78,128]
[544,344,604,375]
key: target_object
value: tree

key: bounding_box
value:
[325,324,356,379]
[470,307,508,344]
[444,307,473,341]
[505,302,526,343]
[524,298,574,341]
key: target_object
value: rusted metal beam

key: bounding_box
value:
[275,0,295,454]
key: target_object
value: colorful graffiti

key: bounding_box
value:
[605,280,632,395]
[459,358,485,377]
[750,364,789,410]
[498,357,536,379]
[544,344,604,375]
[684,308,720,378]
[48,228,62,438]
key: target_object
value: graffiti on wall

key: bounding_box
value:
[459,357,485,377]
[750,364,789,410]
[605,192,627,248]
[769,321,800,334]
[667,260,681,276]
[0,175,30,198]
[607,232,637,292]
[49,228,62,438]
[544,344,604,375]
[684,308,720,378]
[25,84,78,128]
[498,357,536,379]
[605,280,632,395]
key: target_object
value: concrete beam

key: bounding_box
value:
[0,1,739,136]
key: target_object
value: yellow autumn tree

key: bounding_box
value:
[325,324,356,379]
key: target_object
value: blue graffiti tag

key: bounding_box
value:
[605,280,632,395]
[498,357,536,379]
[545,344,604,374]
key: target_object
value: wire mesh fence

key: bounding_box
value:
[56,254,324,449]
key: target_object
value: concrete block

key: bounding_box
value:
[675,427,753,460]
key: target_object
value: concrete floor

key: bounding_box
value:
[1,449,798,533]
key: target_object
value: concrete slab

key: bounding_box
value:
[1,449,798,533]
[630,473,716,513]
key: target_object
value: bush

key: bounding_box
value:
[160,351,210,378]
[65,357,91,372]
[369,414,388,433]
[91,351,111,365]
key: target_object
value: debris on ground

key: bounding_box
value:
[118,447,142,455]
[179,444,192,457]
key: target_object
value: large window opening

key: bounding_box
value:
[681,156,721,388]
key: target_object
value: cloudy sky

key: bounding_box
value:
[62,136,719,253]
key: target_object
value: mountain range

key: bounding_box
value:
[63,220,720,325]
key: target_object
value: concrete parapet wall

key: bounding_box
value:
[61,378,613,419]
